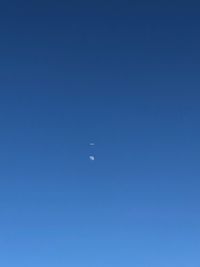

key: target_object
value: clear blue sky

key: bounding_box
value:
[0,1,200,266]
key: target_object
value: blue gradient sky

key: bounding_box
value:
[0,1,200,266]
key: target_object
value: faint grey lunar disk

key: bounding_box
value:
[89,143,95,146]
[89,156,95,161]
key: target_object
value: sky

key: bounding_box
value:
[0,1,200,266]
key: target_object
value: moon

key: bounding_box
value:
[89,156,95,161]
[89,143,95,146]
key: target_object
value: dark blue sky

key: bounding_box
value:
[0,1,200,266]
